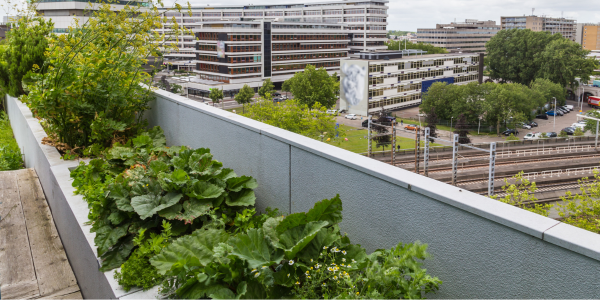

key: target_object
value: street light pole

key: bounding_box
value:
[553,97,556,131]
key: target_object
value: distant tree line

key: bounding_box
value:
[386,40,449,54]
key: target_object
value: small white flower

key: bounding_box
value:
[254,272,260,277]
[261,266,268,269]
[288,260,295,265]
[347,265,352,268]
[351,259,356,263]
[323,246,328,250]
[251,269,257,273]
[287,273,290,277]
[310,259,313,262]
[342,250,347,255]
[342,258,346,262]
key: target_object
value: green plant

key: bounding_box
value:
[234,84,255,113]
[284,65,338,108]
[557,171,600,234]
[209,88,224,108]
[150,196,441,299]
[505,133,519,141]
[114,220,173,291]
[242,99,345,140]
[258,78,275,100]
[491,171,553,217]
[22,1,183,155]
[171,84,183,94]
[71,127,258,271]
[574,127,584,136]
[559,130,568,138]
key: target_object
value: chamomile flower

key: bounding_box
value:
[333,276,338,280]
[347,265,352,268]
[342,250,347,255]
[310,259,313,262]
[356,292,360,295]
[261,266,268,269]
[310,267,313,270]
[305,270,310,275]
[307,275,311,279]
[322,283,327,287]
[287,273,290,277]
[341,263,345,267]
[251,269,257,273]
[342,258,346,262]
[295,281,300,285]
[323,246,328,250]
[288,260,295,265]
[254,272,260,277]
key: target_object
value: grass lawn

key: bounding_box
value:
[324,125,441,154]
[0,111,23,170]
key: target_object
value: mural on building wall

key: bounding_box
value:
[341,63,366,107]
[217,41,225,58]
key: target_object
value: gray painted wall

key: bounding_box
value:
[145,90,600,298]
[6,91,600,298]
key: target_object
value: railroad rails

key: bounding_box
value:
[374,139,600,203]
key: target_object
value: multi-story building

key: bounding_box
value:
[156,0,389,99]
[35,0,148,33]
[501,15,576,41]
[417,20,499,53]
[340,51,483,115]
[576,23,600,50]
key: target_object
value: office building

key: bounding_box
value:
[417,19,500,53]
[501,15,576,41]
[156,0,389,98]
[340,51,483,115]
[576,23,600,50]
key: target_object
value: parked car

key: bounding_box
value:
[564,105,574,110]
[404,124,420,131]
[380,116,397,126]
[523,132,538,140]
[520,123,532,130]
[502,129,519,136]
[526,121,538,127]
[547,110,564,116]
[362,119,378,127]
[272,92,282,97]
[280,95,288,100]
[545,132,557,138]
[557,107,569,114]
[326,109,338,115]
[536,114,549,120]
[572,122,585,130]
[561,127,575,135]
[338,109,346,114]
[273,97,283,103]
[345,113,357,120]
[546,111,557,116]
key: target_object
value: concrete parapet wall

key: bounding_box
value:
[6,91,600,298]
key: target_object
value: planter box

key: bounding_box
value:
[6,92,600,298]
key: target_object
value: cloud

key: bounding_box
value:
[162,0,599,31]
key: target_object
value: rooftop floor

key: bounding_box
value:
[0,169,82,299]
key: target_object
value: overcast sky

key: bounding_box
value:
[164,0,600,31]
[3,0,599,31]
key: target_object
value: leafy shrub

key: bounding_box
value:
[71,127,258,272]
[557,171,600,234]
[505,133,519,141]
[150,196,442,299]
[491,171,553,217]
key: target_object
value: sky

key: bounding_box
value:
[3,0,599,31]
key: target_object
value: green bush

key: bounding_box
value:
[71,127,257,273]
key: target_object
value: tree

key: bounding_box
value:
[258,78,274,100]
[282,80,291,99]
[242,99,344,140]
[486,29,597,88]
[530,78,566,106]
[536,38,598,90]
[0,16,54,97]
[386,40,448,54]
[419,82,458,121]
[209,88,224,108]
[453,114,471,144]
[234,84,254,113]
[574,127,585,136]
[373,113,391,152]
[425,107,439,138]
[482,83,532,136]
[285,65,338,108]
[490,172,553,217]
[557,171,600,234]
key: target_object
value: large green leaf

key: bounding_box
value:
[188,152,214,175]
[229,228,284,269]
[226,189,256,207]
[176,278,231,299]
[94,224,128,256]
[187,181,224,200]
[149,160,169,175]
[99,236,134,271]
[306,194,343,226]
[146,126,167,148]
[296,226,341,262]
[215,168,237,181]
[262,216,283,244]
[275,221,328,259]
[108,183,133,212]
[150,228,230,275]
[131,192,183,220]
[208,285,236,299]
[275,213,307,234]
[226,176,258,192]
[169,200,212,224]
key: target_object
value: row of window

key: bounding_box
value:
[272,52,346,61]
[368,94,421,109]
[231,66,261,74]
[198,55,219,62]
[198,63,219,72]
[455,74,478,83]
[197,32,219,40]
[367,17,386,22]
[228,35,261,41]
[368,82,422,97]
[228,45,262,52]
[229,55,262,63]
[272,43,347,51]
[197,74,230,83]
[368,56,480,73]
[349,41,385,46]
[272,34,348,41]
[198,44,217,51]
[346,25,387,30]
[272,61,340,71]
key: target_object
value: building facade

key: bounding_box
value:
[417,20,500,53]
[576,23,600,50]
[340,51,483,115]
[501,15,576,41]
[156,0,389,99]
